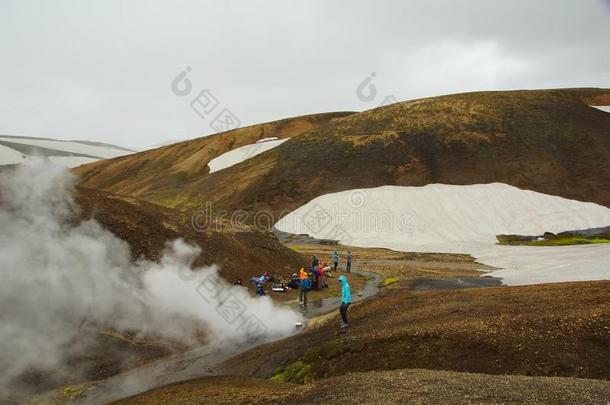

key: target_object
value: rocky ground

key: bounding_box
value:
[114,369,610,404]
[17,240,610,404]
[220,281,610,382]
[110,280,610,404]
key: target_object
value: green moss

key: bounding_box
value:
[270,360,313,383]
[60,383,95,400]
[151,193,202,209]
[302,339,346,363]
[527,237,610,246]
[498,236,610,246]
[379,277,400,287]
[270,339,348,384]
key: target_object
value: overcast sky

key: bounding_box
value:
[1,0,609,150]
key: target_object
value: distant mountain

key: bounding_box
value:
[0,135,135,168]
[75,88,610,215]
[150,138,188,148]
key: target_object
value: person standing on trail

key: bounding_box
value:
[318,264,326,289]
[312,266,320,290]
[338,275,351,328]
[332,250,339,271]
[311,255,319,270]
[300,275,311,308]
[346,250,352,273]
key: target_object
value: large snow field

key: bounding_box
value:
[275,183,610,285]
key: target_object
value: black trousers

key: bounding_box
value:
[340,303,350,324]
[300,288,308,307]
[346,261,351,272]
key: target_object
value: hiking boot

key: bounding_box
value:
[340,323,349,328]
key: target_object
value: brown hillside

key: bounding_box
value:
[192,87,610,217]
[220,281,610,381]
[74,111,354,201]
[113,280,610,405]
[75,88,610,221]
[74,187,305,282]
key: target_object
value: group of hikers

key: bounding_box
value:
[245,249,354,327]
[298,250,353,327]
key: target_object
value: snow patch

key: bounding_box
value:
[47,156,100,168]
[0,144,27,165]
[0,147,98,168]
[208,138,288,173]
[275,184,610,285]
[591,105,610,113]
[257,137,279,143]
[0,136,133,159]
[474,244,610,285]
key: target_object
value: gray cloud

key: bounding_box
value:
[0,0,609,149]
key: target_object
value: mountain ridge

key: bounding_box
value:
[75,87,610,219]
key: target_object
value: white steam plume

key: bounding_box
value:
[0,162,300,392]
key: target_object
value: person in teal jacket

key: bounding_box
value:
[338,275,351,327]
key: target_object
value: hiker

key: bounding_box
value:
[300,275,311,307]
[346,250,352,273]
[308,269,315,290]
[256,274,268,296]
[318,264,326,289]
[256,280,265,296]
[311,255,319,269]
[338,275,351,327]
[332,250,339,271]
[311,266,320,290]
[249,276,263,295]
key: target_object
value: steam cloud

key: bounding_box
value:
[0,163,300,393]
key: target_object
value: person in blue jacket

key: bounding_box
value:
[311,255,319,269]
[256,274,266,296]
[332,250,339,271]
[338,275,351,327]
[300,275,311,308]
